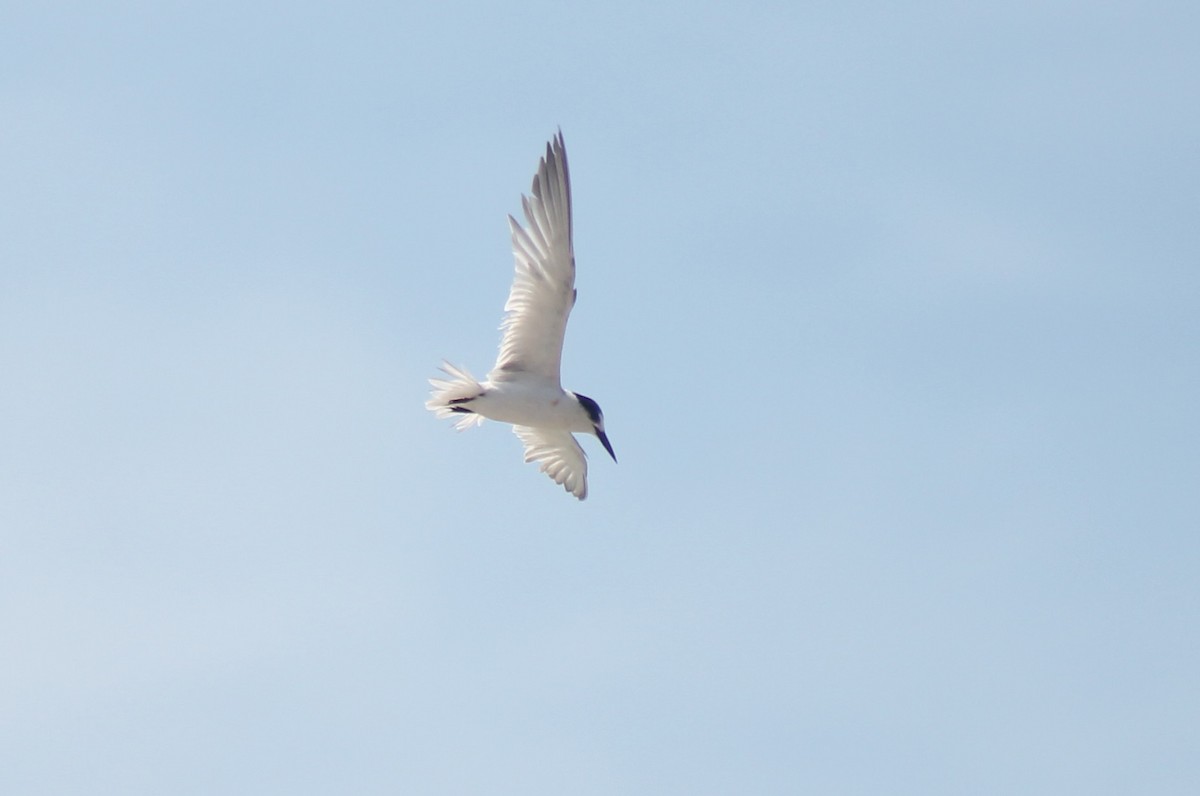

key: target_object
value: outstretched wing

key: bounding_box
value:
[513,425,589,500]
[490,131,575,385]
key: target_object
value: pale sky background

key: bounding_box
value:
[2,2,1198,794]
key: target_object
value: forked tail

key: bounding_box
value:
[426,361,485,430]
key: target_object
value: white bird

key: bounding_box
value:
[426,131,615,499]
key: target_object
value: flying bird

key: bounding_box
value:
[426,131,615,499]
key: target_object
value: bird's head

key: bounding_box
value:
[573,393,616,463]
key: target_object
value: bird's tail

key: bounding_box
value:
[426,361,486,430]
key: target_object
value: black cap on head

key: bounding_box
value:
[574,393,604,425]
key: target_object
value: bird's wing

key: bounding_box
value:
[490,131,575,385]
[513,425,589,500]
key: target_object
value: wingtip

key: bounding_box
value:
[544,128,566,164]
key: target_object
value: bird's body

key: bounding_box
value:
[459,379,589,432]
[426,131,614,500]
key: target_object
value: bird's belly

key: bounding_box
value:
[471,388,577,429]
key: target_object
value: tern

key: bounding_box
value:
[426,131,615,499]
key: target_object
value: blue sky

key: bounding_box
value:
[2,2,1198,793]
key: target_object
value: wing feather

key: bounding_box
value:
[513,425,589,500]
[490,131,575,384]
